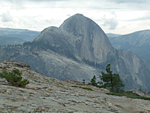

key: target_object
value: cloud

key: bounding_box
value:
[0,0,149,34]
[0,0,70,3]
[128,16,150,22]
[129,16,150,21]
[102,18,118,30]
[0,13,13,22]
[28,0,70,1]
[110,0,150,4]
[108,0,150,10]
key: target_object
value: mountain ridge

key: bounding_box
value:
[0,28,40,45]
[0,14,150,91]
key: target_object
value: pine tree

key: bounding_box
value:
[90,75,97,87]
[100,64,124,92]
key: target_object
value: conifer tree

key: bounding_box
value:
[100,64,124,92]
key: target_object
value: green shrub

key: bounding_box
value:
[0,69,29,87]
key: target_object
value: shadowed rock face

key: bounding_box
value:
[0,14,150,91]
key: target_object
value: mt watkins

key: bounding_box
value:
[0,14,150,91]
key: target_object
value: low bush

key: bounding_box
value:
[0,69,29,87]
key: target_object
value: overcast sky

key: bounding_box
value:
[0,0,150,34]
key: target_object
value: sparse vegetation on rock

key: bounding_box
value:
[0,69,29,87]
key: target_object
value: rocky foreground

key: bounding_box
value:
[0,61,150,113]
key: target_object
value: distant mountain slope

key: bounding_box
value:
[0,28,40,45]
[0,37,24,45]
[0,14,150,91]
[108,30,150,64]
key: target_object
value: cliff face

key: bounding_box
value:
[0,61,150,113]
[59,14,113,63]
[0,14,150,91]
[108,30,150,65]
